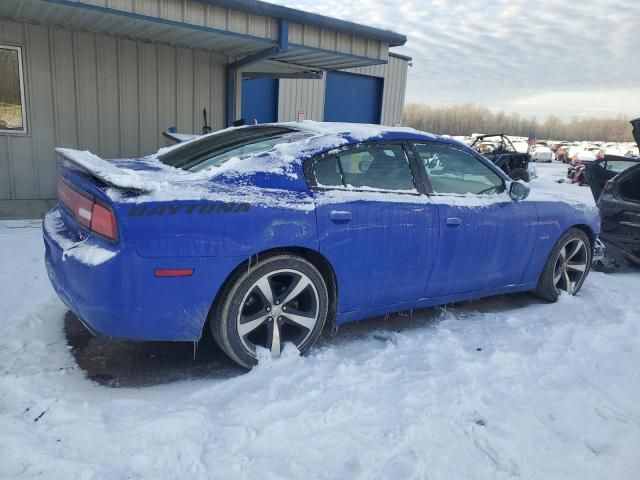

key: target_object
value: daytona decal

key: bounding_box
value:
[127,202,251,217]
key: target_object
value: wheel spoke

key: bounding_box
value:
[283,311,317,331]
[558,245,567,262]
[553,269,563,286]
[567,262,586,273]
[254,276,274,306]
[281,275,311,306]
[562,270,572,293]
[566,240,584,261]
[269,320,281,357]
[238,314,269,337]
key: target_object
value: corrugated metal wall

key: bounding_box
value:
[0,19,228,201]
[277,54,408,126]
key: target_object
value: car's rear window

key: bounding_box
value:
[158,126,310,172]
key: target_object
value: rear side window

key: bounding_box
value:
[414,142,505,195]
[311,144,417,192]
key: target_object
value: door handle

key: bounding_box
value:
[445,216,462,226]
[329,210,352,222]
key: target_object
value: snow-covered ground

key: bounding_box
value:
[1,163,639,479]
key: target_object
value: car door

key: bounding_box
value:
[306,142,439,312]
[598,164,640,263]
[411,141,538,298]
[584,156,640,201]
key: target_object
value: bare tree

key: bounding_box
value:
[402,103,635,142]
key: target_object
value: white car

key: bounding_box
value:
[531,146,554,163]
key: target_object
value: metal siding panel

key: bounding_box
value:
[228,10,248,34]
[303,25,320,48]
[159,0,183,22]
[8,136,35,199]
[289,23,303,44]
[277,76,325,122]
[74,31,100,153]
[51,27,79,149]
[157,44,177,142]
[185,1,206,26]
[248,14,268,38]
[118,38,140,157]
[321,30,337,51]
[109,0,134,12]
[0,17,235,200]
[26,24,57,198]
[352,37,366,57]
[133,0,159,16]
[176,47,194,133]
[138,41,159,154]
[336,33,351,54]
[193,49,211,134]
[0,135,10,199]
[207,6,229,30]
[96,34,120,157]
[210,57,226,131]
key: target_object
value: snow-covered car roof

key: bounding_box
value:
[56,122,444,198]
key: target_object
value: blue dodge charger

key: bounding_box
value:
[43,122,603,368]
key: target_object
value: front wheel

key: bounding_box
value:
[534,228,592,302]
[210,255,329,368]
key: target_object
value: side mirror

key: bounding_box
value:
[509,180,530,201]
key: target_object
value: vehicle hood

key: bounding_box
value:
[632,118,640,149]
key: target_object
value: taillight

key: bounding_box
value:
[604,180,615,192]
[91,203,117,240]
[58,176,118,240]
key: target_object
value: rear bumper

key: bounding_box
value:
[43,207,240,341]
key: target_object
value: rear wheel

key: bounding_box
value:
[534,228,592,302]
[210,255,329,368]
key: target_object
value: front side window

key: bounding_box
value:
[414,142,505,195]
[0,45,26,133]
[312,144,417,192]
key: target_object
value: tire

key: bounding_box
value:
[534,228,592,302]
[210,255,329,369]
[509,167,530,182]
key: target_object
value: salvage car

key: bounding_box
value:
[585,118,640,268]
[531,145,554,163]
[469,134,531,181]
[44,122,603,368]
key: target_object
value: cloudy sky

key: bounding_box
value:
[271,0,639,120]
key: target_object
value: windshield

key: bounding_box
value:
[158,126,311,172]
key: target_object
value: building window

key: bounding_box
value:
[0,45,27,133]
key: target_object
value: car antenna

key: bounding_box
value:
[202,108,212,134]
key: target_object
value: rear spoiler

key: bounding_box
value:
[162,131,200,144]
[55,148,152,192]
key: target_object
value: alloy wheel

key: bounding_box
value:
[553,237,589,294]
[236,269,320,356]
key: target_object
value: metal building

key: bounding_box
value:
[0,0,410,216]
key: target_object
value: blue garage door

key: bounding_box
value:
[241,78,278,124]
[324,71,383,124]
